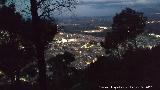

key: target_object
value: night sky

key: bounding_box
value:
[12,0,160,18]
[74,0,160,17]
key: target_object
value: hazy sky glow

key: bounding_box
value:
[71,0,160,17]
[80,0,160,4]
[12,0,160,18]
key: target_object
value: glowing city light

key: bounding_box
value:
[83,29,104,33]
[0,71,4,75]
[149,33,160,38]
[68,39,77,42]
[155,35,160,38]
[85,61,91,65]
[99,26,108,29]
[20,77,27,82]
[81,43,94,48]
[59,32,63,35]
[47,32,106,69]
[146,45,153,49]
[147,20,160,24]
[155,13,160,15]
[61,38,68,43]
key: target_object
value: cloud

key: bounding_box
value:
[79,0,124,5]
[134,0,157,3]
[75,0,160,17]
[78,0,131,10]
[78,0,160,10]
[79,0,160,5]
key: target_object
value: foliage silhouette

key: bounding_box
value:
[46,51,79,90]
[112,8,147,40]
[29,0,77,89]
[1,0,77,90]
[0,4,36,90]
[0,4,23,33]
[85,45,160,90]
[104,8,147,56]
[0,0,6,5]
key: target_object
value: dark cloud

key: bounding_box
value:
[79,0,160,5]
[75,0,160,17]
[79,0,127,5]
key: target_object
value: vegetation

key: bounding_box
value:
[29,0,77,90]
[83,8,160,90]
[104,8,147,57]
[0,1,159,89]
[0,0,77,90]
[84,45,160,89]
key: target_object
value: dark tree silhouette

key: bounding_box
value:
[122,45,160,89]
[47,51,77,90]
[0,4,23,33]
[1,0,77,90]
[104,31,120,53]
[104,8,147,57]
[0,0,6,5]
[0,32,35,89]
[112,8,147,40]
[29,1,77,90]
[0,4,36,90]
[88,7,156,88]
[85,45,160,89]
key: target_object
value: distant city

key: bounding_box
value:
[44,13,160,69]
[46,31,160,69]
[46,32,106,69]
[57,13,160,34]
[1,0,160,89]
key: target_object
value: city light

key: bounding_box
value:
[20,77,28,82]
[61,38,68,43]
[155,13,160,15]
[68,39,77,42]
[83,29,104,33]
[85,61,91,65]
[149,33,160,38]
[146,45,153,49]
[146,20,160,24]
[46,32,106,69]
[99,26,108,30]
[81,43,94,49]
[0,71,4,75]
[45,31,160,69]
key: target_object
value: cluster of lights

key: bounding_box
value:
[146,45,153,49]
[82,29,104,33]
[47,32,160,69]
[0,31,10,41]
[155,13,160,15]
[20,77,28,82]
[146,20,160,24]
[149,33,160,38]
[73,24,79,26]
[46,32,106,69]
[55,38,78,43]
[85,61,92,65]
[0,71,4,75]
[81,43,94,49]
[81,26,110,33]
[134,33,160,50]
[98,26,108,30]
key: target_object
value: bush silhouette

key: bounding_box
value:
[104,8,147,55]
